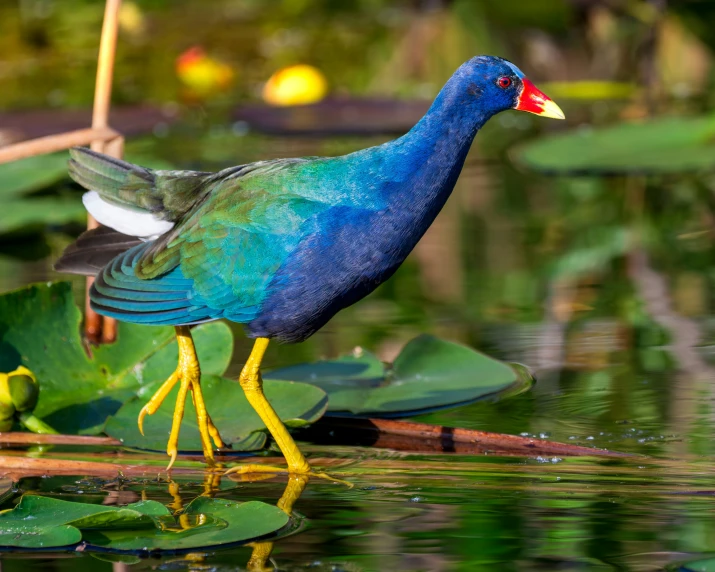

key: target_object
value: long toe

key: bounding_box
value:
[138,369,181,435]
[189,378,218,466]
[165,372,192,471]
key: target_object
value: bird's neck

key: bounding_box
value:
[383,79,491,209]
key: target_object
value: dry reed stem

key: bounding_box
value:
[86,0,123,344]
[0,455,200,479]
[0,127,120,164]
[0,1,124,344]
[0,432,121,446]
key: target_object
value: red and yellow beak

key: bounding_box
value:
[514,78,565,120]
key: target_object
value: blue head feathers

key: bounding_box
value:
[423,55,564,134]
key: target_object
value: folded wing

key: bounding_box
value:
[56,148,330,326]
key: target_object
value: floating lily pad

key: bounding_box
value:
[513,115,715,175]
[0,494,288,552]
[0,282,232,434]
[0,154,85,234]
[0,495,169,548]
[82,498,289,552]
[105,375,328,452]
[675,558,715,572]
[1,197,86,235]
[265,334,533,417]
[0,153,69,200]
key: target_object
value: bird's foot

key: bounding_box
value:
[224,463,351,487]
[137,364,225,471]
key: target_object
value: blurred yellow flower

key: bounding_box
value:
[263,64,328,107]
[176,46,235,98]
[118,1,146,36]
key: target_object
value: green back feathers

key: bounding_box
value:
[133,170,326,281]
[68,147,211,220]
[69,148,330,284]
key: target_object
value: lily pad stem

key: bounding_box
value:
[17,412,58,434]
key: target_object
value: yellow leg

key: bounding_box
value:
[137,325,225,470]
[225,338,345,483]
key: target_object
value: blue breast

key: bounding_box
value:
[247,114,478,342]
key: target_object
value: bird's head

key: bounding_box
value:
[455,55,564,120]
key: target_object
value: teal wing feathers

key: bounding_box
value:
[88,156,335,324]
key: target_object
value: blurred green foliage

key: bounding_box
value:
[2,1,715,568]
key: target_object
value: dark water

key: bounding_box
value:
[3,123,715,571]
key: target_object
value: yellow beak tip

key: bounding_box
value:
[539,99,566,120]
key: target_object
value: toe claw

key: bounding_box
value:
[137,405,149,436]
[167,449,178,471]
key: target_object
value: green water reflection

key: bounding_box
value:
[4,0,715,569]
[3,453,715,571]
[3,124,715,569]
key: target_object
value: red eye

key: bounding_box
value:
[497,76,512,88]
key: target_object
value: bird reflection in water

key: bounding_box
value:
[159,472,308,571]
[246,474,309,572]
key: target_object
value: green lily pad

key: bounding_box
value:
[105,375,328,452]
[0,153,69,200]
[0,154,85,234]
[82,498,289,552]
[0,494,287,552]
[0,524,81,549]
[0,495,169,548]
[265,334,533,417]
[0,282,232,434]
[675,558,715,572]
[512,115,715,175]
[1,197,86,235]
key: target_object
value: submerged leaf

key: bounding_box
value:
[0,282,231,435]
[513,115,715,175]
[266,334,532,417]
[89,553,142,564]
[105,375,328,451]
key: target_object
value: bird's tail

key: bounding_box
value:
[54,226,143,276]
[69,147,212,224]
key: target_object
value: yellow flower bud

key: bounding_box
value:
[0,373,15,428]
[8,366,38,412]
